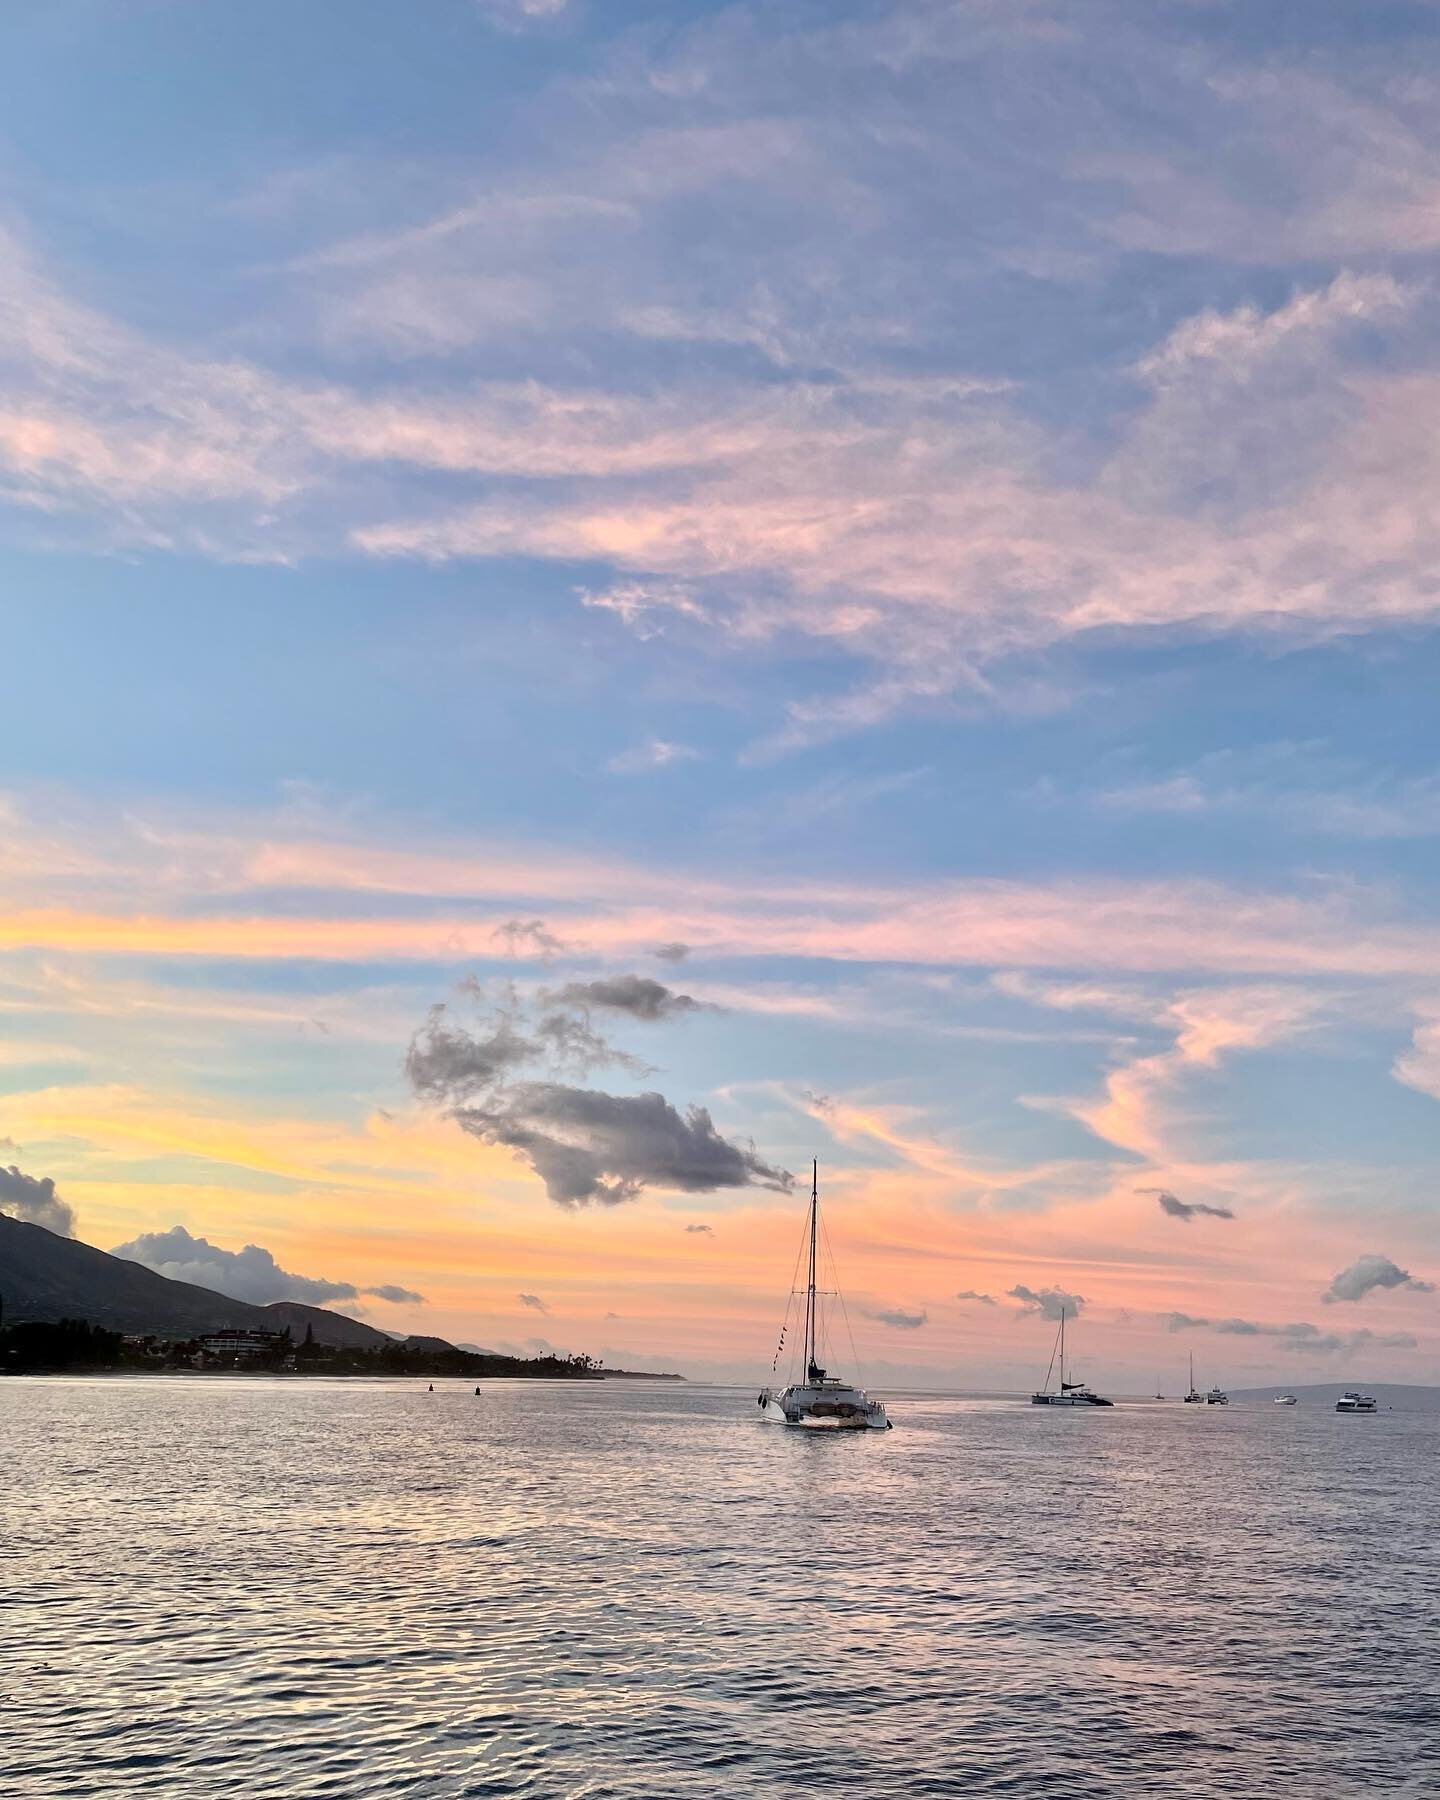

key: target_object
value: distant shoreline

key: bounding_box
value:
[2,1365,686,1381]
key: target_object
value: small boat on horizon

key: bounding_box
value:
[1183,1353,1205,1404]
[1030,1306,1112,1406]
[1273,1393,1298,1406]
[758,1163,890,1430]
[1205,1385,1229,1405]
[1335,1390,1376,1413]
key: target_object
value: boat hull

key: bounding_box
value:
[759,1384,890,1429]
[1031,1393,1113,1407]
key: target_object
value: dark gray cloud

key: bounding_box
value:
[1139,1188,1235,1223]
[1273,1326,1418,1355]
[408,980,791,1207]
[865,1305,928,1330]
[366,1284,425,1305]
[684,1223,714,1235]
[0,1164,76,1237]
[653,942,690,962]
[1009,1283,1084,1321]
[455,1083,790,1206]
[111,1224,359,1305]
[1322,1253,1434,1304]
[492,917,568,958]
[518,1293,550,1314]
[545,974,707,1022]
[1176,1314,1419,1355]
[406,1008,537,1098]
[954,1289,996,1305]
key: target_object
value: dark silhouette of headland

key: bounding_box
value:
[0,1214,680,1380]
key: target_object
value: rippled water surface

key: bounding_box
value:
[4,1378,1439,1797]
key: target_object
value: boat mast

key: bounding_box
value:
[805,1159,819,1382]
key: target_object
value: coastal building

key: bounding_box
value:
[198,1329,286,1362]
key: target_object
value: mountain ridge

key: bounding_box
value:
[0,1214,393,1347]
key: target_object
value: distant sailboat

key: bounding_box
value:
[1183,1354,1204,1404]
[1030,1307,1112,1406]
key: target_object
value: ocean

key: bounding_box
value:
[3,1377,1437,1797]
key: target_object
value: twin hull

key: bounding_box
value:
[760,1382,890,1430]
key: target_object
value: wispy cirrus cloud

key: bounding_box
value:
[7,1,1440,749]
[606,738,700,775]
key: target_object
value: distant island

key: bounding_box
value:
[0,1214,682,1381]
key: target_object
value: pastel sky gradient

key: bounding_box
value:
[4,0,1440,1386]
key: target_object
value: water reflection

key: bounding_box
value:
[2,1378,1437,1796]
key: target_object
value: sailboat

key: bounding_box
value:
[757,1163,891,1430]
[1030,1307,1112,1406]
[1183,1354,1205,1404]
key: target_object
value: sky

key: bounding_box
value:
[3,0,1440,1389]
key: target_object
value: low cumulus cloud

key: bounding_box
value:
[407,979,791,1207]
[1009,1283,1084,1321]
[1164,1310,1417,1355]
[366,1284,426,1305]
[492,917,569,959]
[864,1305,928,1330]
[110,1224,363,1305]
[1139,1188,1235,1224]
[518,1293,550,1313]
[1322,1254,1434,1304]
[954,1289,996,1306]
[653,942,690,962]
[684,1223,714,1235]
[544,974,709,1023]
[0,1164,76,1237]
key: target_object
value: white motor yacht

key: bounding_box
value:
[1273,1393,1298,1406]
[1335,1390,1377,1413]
[1030,1306,1113,1406]
[1205,1385,1228,1405]
[758,1164,890,1431]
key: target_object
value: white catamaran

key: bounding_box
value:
[758,1163,890,1430]
[1030,1306,1112,1406]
